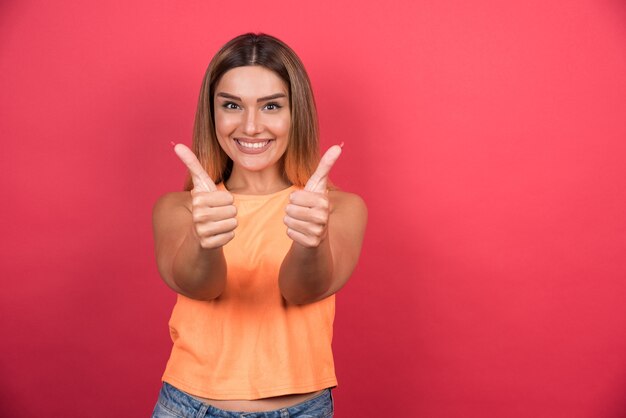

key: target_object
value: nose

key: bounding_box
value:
[243,109,262,136]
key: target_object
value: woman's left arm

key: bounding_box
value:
[279,189,367,305]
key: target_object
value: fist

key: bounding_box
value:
[284,144,342,248]
[173,143,237,249]
[190,189,238,249]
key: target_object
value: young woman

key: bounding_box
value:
[152,33,367,417]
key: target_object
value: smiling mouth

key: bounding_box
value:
[236,139,270,149]
[234,138,273,154]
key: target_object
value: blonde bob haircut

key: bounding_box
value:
[184,33,320,191]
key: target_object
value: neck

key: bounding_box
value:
[225,165,291,195]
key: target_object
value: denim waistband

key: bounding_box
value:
[153,382,334,418]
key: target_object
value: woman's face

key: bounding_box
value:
[213,66,291,175]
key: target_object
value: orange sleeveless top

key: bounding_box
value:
[161,185,337,400]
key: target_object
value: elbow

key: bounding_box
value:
[279,283,332,306]
[192,290,225,302]
[281,293,318,306]
[174,276,226,301]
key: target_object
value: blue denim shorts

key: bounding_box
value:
[152,382,334,418]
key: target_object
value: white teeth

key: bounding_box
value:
[237,140,269,149]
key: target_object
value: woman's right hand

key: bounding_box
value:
[174,143,237,249]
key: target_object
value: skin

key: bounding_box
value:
[152,66,367,411]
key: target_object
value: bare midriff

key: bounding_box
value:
[188,389,325,412]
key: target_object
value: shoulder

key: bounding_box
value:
[153,191,192,218]
[329,190,367,210]
[328,190,368,220]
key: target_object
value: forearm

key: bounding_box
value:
[170,225,227,300]
[278,238,334,305]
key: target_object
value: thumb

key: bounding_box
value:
[173,143,217,192]
[305,144,343,193]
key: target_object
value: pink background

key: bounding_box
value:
[2,1,626,417]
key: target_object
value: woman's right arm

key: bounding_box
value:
[152,190,237,300]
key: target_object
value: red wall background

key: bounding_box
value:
[2,1,626,417]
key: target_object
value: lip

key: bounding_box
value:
[233,138,273,154]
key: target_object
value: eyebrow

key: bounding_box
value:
[216,92,287,102]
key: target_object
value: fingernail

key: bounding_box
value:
[170,141,176,147]
[339,142,345,148]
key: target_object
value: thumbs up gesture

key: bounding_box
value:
[284,144,343,248]
[173,143,238,249]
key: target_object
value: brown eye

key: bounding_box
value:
[222,102,240,110]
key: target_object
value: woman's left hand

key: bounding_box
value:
[283,145,342,248]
